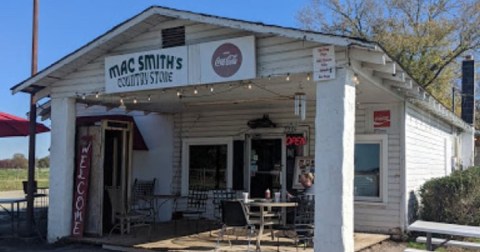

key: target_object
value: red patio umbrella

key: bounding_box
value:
[0,112,49,137]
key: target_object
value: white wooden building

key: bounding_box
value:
[11,6,474,251]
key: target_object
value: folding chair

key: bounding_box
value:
[173,185,208,233]
[211,189,236,236]
[215,199,255,251]
[131,178,156,223]
[105,186,151,236]
[273,195,314,252]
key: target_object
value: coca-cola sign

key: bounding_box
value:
[211,43,243,78]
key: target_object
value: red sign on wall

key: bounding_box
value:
[374,110,391,128]
[71,136,93,237]
[211,43,243,78]
[286,136,307,146]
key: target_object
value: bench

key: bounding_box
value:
[408,220,480,251]
[416,236,480,250]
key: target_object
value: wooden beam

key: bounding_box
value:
[361,62,396,75]
[373,71,405,82]
[384,79,412,89]
[349,48,386,65]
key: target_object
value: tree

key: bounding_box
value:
[11,153,28,169]
[297,0,480,110]
[37,156,50,168]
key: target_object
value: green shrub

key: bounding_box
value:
[419,166,480,225]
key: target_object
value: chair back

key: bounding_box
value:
[294,194,315,226]
[212,189,236,219]
[221,200,249,227]
[187,186,208,212]
[132,178,156,201]
[106,186,127,215]
[22,180,38,194]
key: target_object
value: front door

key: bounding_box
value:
[248,138,284,198]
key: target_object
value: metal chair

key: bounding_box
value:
[215,199,255,251]
[22,180,48,211]
[105,186,151,236]
[273,195,314,251]
[131,178,156,223]
[211,189,236,236]
[173,186,208,233]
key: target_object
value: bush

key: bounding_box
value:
[419,166,480,225]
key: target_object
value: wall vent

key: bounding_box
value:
[162,26,185,48]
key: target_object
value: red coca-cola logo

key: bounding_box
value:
[211,43,242,77]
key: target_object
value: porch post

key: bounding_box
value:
[314,68,355,251]
[48,97,76,242]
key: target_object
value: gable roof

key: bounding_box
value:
[9,5,473,132]
[10,5,376,94]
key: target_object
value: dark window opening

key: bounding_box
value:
[162,26,185,48]
[189,145,227,190]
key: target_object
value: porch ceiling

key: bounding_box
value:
[76,72,399,114]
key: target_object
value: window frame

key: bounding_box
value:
[181,137,233,195]
[354,134,388,203]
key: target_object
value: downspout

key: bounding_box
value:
[399,101,407,234]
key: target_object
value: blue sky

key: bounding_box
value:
[0,0,310,159]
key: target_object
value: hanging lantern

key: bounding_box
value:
[294,92,306,120]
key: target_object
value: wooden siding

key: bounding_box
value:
[50,19,333,97]
[405,104,453,224]
[171,102,316,218]
[353,104,403,234]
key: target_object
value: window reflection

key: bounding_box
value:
[354,143,380,197]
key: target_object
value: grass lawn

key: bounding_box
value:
[0,168,49,191]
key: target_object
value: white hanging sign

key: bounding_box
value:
[313,45,336,81]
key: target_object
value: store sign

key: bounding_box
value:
[286,136,307,146]
[105,36,256,93]
[374,110,391,128]
[200,36,255,84]
[105,46,188,94]
[72,136,93,237]
[313,45,336,81]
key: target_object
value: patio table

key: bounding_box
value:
[246,200,297,251]
[0,197,27,232]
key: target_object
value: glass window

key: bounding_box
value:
[354,134,387,202]
[189,145,227,190]
[354,144,380,197]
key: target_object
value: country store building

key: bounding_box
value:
[11,6,474,251]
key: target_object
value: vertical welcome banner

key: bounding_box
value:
[71,136,93,237]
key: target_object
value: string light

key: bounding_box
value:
[177,90,181,97]
[147,95,151,101]
[133,97,137,104]
[248,83,252,89]
[194,87,198,95]
[210,86,214,93]
[286,73,290,81]
[307,73,311,81]
[95,92,99,99]
[352,73,360,85]
[82,94,86,100]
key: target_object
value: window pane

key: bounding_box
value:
[189,145,227,190]
[354,143,380,197]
